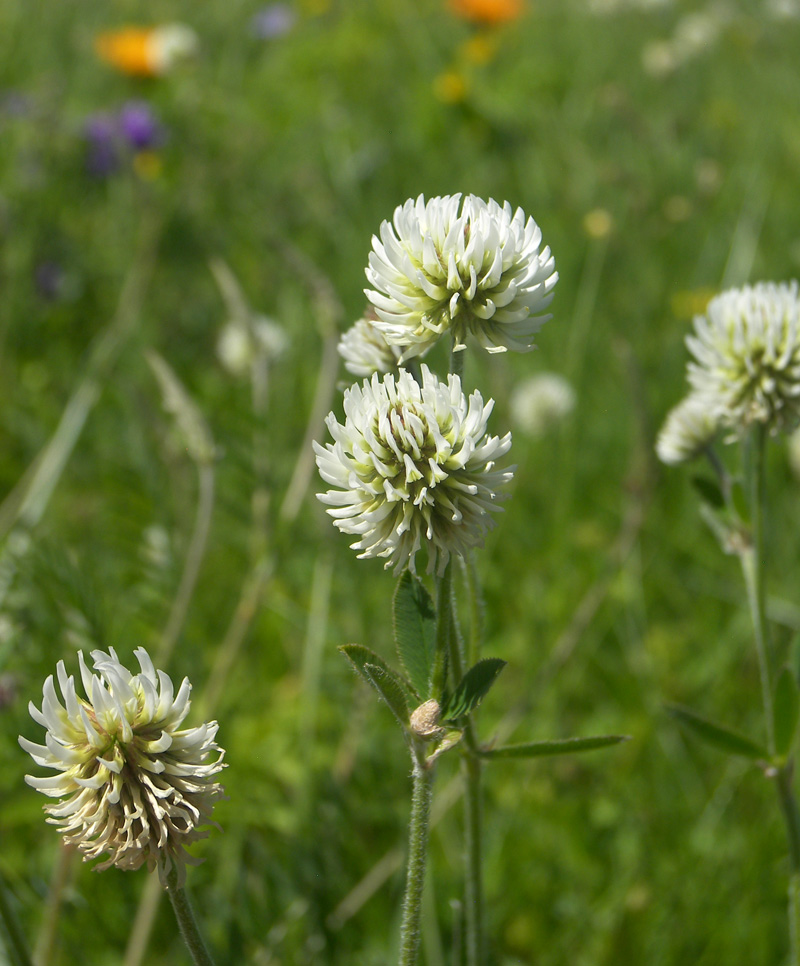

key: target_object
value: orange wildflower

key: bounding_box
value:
[94,24,197,78]
[447,0,524,25]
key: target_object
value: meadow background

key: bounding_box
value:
[2,0,800,963]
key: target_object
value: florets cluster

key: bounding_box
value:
[655,394,720,465]
[365,194,557,360]
[338,313,403,378]
[686,281,800,433]
[314,365,514,575]
[20,648,225,888]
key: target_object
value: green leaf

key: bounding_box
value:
[363,664,411,728]
[774,667,800,758]
[666,704,768,760]
[480,735,630,760]
[393,571,436,700]
[338,645,413,728]
[691,475,724,509]
[441,658,506,721]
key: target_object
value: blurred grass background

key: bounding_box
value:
[2,0,800,963]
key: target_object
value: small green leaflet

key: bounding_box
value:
[480,735,629,760]
[440,658,506,721]
[362,664,411,728]
[339,644,414,728]
[691,475,724,509]
[393,571,436,700]
[666,704,768,760]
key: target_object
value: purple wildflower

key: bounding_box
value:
[251,3,296,39]
[118,100,164,151]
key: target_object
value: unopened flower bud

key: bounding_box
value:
[409,699,444,739]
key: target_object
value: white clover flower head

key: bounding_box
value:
[365,193,558,361]
[338,313,404,378]
[686,281,800,434]
[509,372,575,437]
[656,394,720,465]
[20,647,225,888]
[314,365,514,575]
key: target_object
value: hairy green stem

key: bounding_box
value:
[462,553,484,668]
[431,566,453,700]
[740,425,800,962]
[444,560,485,964]
[449,343,465,381]
[741,425,774,752]
[165,871,216,966]
[398,750,435,966]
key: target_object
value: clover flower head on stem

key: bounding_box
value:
[314,365,514,576]
[365,194,557,361]
[686,281,800,434]
[509,371,575,437]
[20,647,225,888]
[655,393,720,465]
[337,312,405,378]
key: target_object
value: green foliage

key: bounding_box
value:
[481,735,630,760]
[666,705,769,761]
[338,644,415,727]
[691,475,725,510]
[773,667,800,759]
[2,0,800,963]
[441,658,506,721]
[392,571,437,700]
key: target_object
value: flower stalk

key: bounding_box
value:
[740,424,800,963]
[398,747,435,966]
[463,752,484,966]
[165,868,217,966]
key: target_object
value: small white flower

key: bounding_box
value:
[217,316,287,377]
[656,394,720,464]
[314,365,514,575]
[686,281,800,433]
[509,372,575,437]
[338,314,404,378]
[150,24,199,73]
[365,194,557,360]
[20,648,225,888]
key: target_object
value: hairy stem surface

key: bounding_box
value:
[398,751,435,966]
